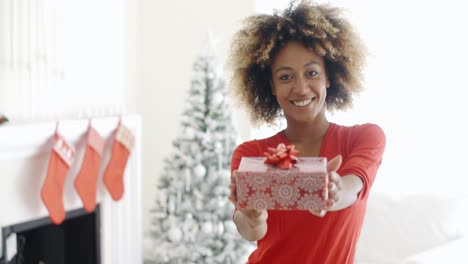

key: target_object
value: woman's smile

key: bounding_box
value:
[290,97,315,107]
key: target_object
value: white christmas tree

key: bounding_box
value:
[147,37,252,264]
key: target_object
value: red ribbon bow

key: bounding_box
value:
[264,143,299,169]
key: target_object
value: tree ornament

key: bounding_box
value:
[211,92,224,106]
[184,126,195,140]
[168,226,183,242]
[217,198,226,208]
[201,221,213,234]
[217,221,224,236]
[193,163,206,178]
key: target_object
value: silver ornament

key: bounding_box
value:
[193,163,206,178]
[168,226,183,242]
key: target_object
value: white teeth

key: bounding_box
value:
[292,98,313,107]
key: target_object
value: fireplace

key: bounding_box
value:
[0,116,142,264]
[1,206,100,264]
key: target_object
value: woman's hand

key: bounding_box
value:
[309,155,364,215]
[326,155,343,210]
[228,171,238,206]
[229,171,268,241]
[229,171,268,227]
[309,155,343,217]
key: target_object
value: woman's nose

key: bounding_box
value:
[293,75,308,94]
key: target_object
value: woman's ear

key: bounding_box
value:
[326,80,330,88]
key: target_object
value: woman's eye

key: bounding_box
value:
[307,71,318,77]
[279,74,292,81]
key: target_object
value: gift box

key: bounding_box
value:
[235,147,328,211]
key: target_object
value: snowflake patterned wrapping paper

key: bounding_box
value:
[236,157,328,211]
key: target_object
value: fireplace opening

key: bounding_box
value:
[1,206,100,264]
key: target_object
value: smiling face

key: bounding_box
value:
[270,41,330,124]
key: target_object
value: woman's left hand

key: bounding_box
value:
[309,154,343,217]
[310,154,364,216]
[326,155,343,211]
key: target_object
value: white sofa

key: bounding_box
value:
[355,191,468,264]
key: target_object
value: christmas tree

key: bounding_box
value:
[147,40,252,263]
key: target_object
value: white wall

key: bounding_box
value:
[134,0,254,233]
[124,0,138,115]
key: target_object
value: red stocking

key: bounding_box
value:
[74,125,104,212]
[41,132,75,225]
[103,122,135,201]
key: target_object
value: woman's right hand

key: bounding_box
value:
[228,170,238,206]
[240,208,268,229]
[229,170,268,233]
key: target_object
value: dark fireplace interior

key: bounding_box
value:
[1,206,100,264]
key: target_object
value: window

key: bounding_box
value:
[0,0,125,122]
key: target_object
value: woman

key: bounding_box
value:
[227,1,386,263]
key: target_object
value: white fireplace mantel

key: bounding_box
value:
[0,115,142,264]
